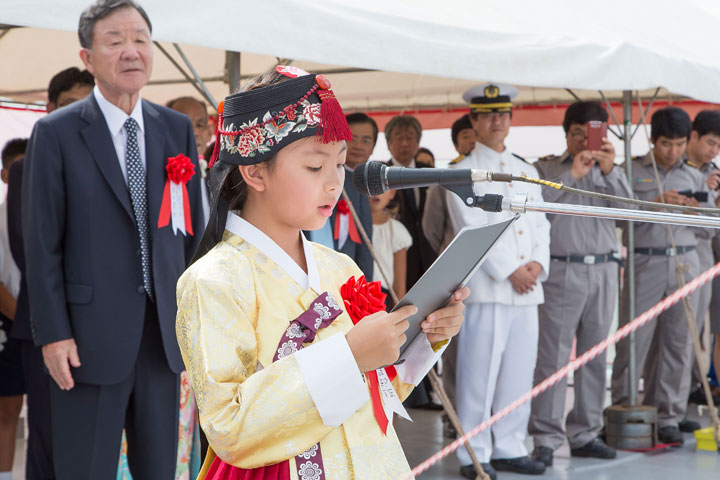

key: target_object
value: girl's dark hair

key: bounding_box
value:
[218,68,290,211]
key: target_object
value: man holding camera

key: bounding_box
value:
[684,110,720,407]
[529,102,629,466]
[611,107,711,445]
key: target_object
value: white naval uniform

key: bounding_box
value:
[446,142,551,463]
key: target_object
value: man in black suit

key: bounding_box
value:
[8,67,95,480]
[384,115,439,409]
[22,1,203,478]
[329,112,378,279]
[384,115,437,291]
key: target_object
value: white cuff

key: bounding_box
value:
[395,334,449,386]
[294,333,369,427]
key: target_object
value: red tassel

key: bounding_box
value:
[317,90,352,144]
[208,101,224,168]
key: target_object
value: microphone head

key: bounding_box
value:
[352,161,386,196]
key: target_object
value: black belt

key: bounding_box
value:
[634,246,696,256]
[550,253,622,266]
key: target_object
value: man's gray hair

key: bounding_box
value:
[78,0,152,49]
[384,115,422,143]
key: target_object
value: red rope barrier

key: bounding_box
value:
[403,261,720,479]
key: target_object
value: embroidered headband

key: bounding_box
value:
[208,66,352,168]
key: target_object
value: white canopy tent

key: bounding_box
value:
[1,0,719,109]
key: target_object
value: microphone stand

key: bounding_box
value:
[443,181,720,228]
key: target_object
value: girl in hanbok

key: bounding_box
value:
[176,67,469,480]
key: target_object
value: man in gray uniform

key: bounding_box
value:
[611,107,711,445]
[530,102,627,466]
[684,110,720,407]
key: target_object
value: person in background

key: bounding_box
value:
[611,107,710,445]
[385,115,440,410]
[307,113,376,279]
[422,113,477,438]
[167,96,213,225]
[0,139,25,480]
[448,84,550,479]
[369,188,412,308]
[529,101,627,467]
[385,115,436,290]
[685,110,720,407]
[22,1,204,477]
[7,66,94,480]
[415,147,435,167]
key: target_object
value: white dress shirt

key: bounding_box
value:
[447,142,551,306]
[93,86,146,184]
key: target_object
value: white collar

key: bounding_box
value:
[225,212,322,294]
[391,157,416,168]
[93,85,144,137]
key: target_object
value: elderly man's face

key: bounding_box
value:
[171,100,211,155]
[81,7,152,100]
[387,126,420,167]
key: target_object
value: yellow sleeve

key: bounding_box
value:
[176,259,333,468]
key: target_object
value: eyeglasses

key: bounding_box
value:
[476,112,510,121]
[569,131,587,141]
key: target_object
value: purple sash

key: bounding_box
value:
[272,291,343,480]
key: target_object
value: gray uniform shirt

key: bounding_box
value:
[535,152,633,256]
[629,152,711,248]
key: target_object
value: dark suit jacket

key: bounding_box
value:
[7,158,31,341]
[331,169,373,279]
[385,160,437,290]
[22,94,204,385]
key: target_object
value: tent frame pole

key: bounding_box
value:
[623,90,637,405]
[173,43,219,110]
[154,41,218,109]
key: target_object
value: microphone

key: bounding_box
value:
[352,161,512,197]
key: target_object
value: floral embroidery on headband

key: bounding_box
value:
[220,99,322,158]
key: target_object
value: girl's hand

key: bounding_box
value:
[421,287,470,344]
[345,305,416,372]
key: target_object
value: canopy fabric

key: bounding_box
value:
[2,0,719,106]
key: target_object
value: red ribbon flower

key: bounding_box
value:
[166,154,195,183]
[340,275,397,435]
[333,199,361,245]
[158,154,195,236]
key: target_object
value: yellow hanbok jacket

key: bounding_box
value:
[176,214,427,480]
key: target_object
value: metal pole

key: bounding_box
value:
[623,90,637,405]
[225,51,241,93]
[172,44,218,110]
[502,198,720,229]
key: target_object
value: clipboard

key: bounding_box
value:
[393,215,519,364]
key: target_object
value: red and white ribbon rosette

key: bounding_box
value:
[158,154,195,236]
[333,198,361,249]
[340,276,410,435]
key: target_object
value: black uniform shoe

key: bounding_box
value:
[459,463,497,480]
[491,456,546,475]
[658,425,684,445]
[688,387,720,406]
[442,414,457,439]
[570,437,616,459]
[678,419,701,432]
[531,446,553,466]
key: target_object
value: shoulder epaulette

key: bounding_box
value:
[449,154,465,165]
[537,154,555,162]
[512,153,530,165]
[684,158,700,169]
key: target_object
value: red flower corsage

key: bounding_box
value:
[340,275,398,434]
[158,154,195,236]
